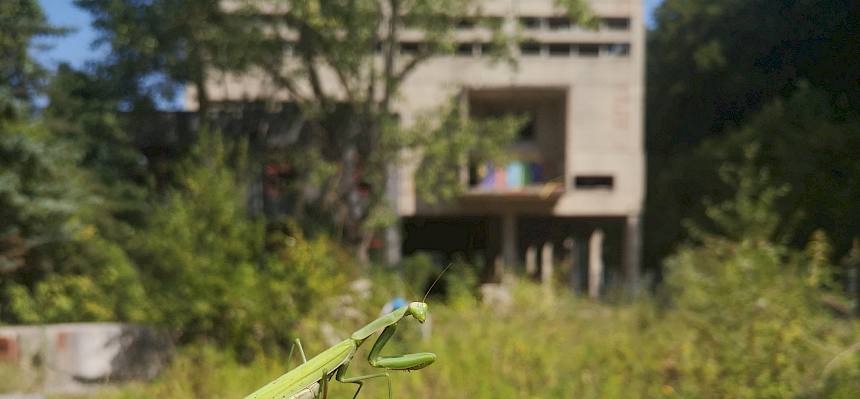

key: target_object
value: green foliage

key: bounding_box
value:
[645,0,860,269]
[44,65,149,190]
[128,132,355,353]
[5,236,149,324]
[0,0,65,120]
[0,122,149,324]
[684,144,790,244]
[129,133,265,346]
[662,239,856,398]
[75,0,261,113]
[408,100,525,204]
[85,277,860,399]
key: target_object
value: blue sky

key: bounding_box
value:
[33,0,102,69]
[35,0,665,69]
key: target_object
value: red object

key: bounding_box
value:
[0,336,19,361]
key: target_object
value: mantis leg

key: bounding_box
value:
[367,325,437,371]
[295,338,308,363]
[335,362,391,399]
[287,338,308,369]
[317,368,329,399]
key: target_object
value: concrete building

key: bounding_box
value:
[198,0,645,294]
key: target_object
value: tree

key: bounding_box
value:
[0,0,65,120]
[75,0,266,116]
[230,0,593,260]
[645,0,860,271]
[77,0,593,261]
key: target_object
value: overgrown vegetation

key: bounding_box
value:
[2,0,860,397]
[55,147,859,399]
[73,261,860,398]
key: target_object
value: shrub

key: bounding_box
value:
[0,122,150,324]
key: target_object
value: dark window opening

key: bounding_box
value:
[604,43,630,57]
[575,175,614,189]
[520,42,541,55]
[518,115,536,141]
[483,17,504,29]
[456,43,474,56]
[456,18,476,29]
[400,42,421,54]
[577,44,600,57]
[519,17,541,29]
[480,43,497,55]
[547,17,571,30]
[603,17,630,31]
[548,43,571,56]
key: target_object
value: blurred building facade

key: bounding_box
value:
[196,0,645,294]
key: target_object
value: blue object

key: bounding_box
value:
[506,162,525,188]
[479,161,495,189]
[391,297,407,310]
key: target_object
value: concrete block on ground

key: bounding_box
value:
[0,323,172,395]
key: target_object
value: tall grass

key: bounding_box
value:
[74,277,858,399]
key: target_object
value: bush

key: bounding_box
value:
[129,133,356,354]
[0,122,150,324]
[663,237,859,398]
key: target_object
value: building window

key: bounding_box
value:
[456,18,476,29]
[604,43,630,57]
[456,43,474,56]
[575,176,614,190]
[480,42,497,56]
[548,43,571,56]
[519,17,541,30]
[547,17,571,30]
[603,17,630,31]
[577,44,600,57]
[518,114,536,141]
[400,42,421,54]
[519,42,541,56]
[483,17,504,29]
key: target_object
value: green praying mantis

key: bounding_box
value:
[244,266,451,399]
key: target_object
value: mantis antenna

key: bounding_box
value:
[422,263,454,302]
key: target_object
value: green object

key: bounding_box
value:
[244,302,436,399]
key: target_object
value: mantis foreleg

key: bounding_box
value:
[334,362,391,399]
[367,325,436,371]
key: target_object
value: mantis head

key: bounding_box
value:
[408,302,429,323]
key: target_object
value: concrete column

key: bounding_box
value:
[564,237,581,293]
[525,246,537,277]
[502,213,518,268]
[623,214,642,292]
[541,242,554,288]
[588,229,605,299]
[383,161,402,265]
[385,223,402,266]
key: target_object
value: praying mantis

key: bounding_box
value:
[243,301,436,399]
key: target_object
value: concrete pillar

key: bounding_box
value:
[384,164,402,266]
[385,223,401,266]
[623,214,642,292]
[525,246,537,277]
[588,229,605,299]
[502,213,518,268]
[541,242,554,288]
[564,237,581,293]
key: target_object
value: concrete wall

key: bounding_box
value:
[0,323,171,394]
